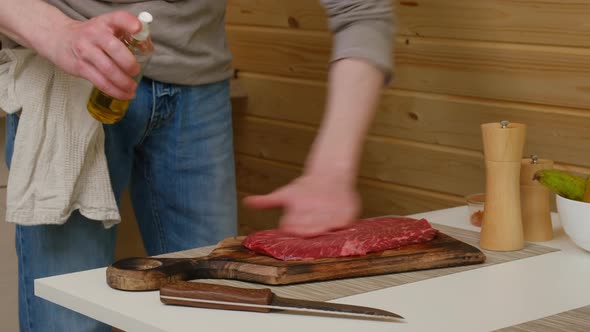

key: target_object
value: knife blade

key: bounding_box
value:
[160,281,403,321]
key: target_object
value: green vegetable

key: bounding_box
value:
[533,169,587,202]
[584,176,590,203]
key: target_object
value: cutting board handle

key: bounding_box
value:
[106,257,208,291]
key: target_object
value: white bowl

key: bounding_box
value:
[556,194,590,252]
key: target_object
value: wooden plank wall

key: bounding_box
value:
[0,118,18,331]
[226,0,590,234]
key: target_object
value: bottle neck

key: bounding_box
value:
[133,29,150,41]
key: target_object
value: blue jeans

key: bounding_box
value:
[5,78,238,331]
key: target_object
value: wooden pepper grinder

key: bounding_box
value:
[480,120,527,251]
[520,155,554,241]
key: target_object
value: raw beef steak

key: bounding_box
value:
[242,217,439,261]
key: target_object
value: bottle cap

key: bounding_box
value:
[133,12,153,41]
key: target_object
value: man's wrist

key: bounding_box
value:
[26,8,72,58]
[304,158,358,186]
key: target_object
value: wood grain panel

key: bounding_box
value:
[0,119,18,331]
[234,114,590,195]
[235,114,487,196]
[227,0,326,31]
[227,26,590,109]
[226,0,590,48]
[228,0,590,235]
[234,73,590,168]
[395,0,590,48]
[0,188,18,332]
[235,154,463,233]
[227,26,332,82]
[114,191,146,260]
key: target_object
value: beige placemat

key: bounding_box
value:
[496,305,590,332]
[163,223,559,301]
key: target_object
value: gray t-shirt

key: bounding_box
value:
[6,0,393,85]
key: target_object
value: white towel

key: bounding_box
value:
[0,48,120,228]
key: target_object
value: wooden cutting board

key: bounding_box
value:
[107,232,485,291]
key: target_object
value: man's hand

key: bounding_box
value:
[0,1,141,100]
[243,173,360,237]
[243,59,384,237]
[44,11,141,100]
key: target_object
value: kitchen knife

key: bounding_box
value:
[160,281,403,321]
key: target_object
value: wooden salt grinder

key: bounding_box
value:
[480,121,527,251]
[520,155,554,241]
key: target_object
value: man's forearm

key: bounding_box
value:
[0,0,70,51]
[309,0,393,183]
[304,58,384,184]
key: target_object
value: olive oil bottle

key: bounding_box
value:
[87,11,154,124]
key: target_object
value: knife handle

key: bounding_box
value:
[160,281,274,313]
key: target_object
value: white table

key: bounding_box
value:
[35,206,590,332]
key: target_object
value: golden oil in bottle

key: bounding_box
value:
[86,89,130,124]
[87,11,154,124]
